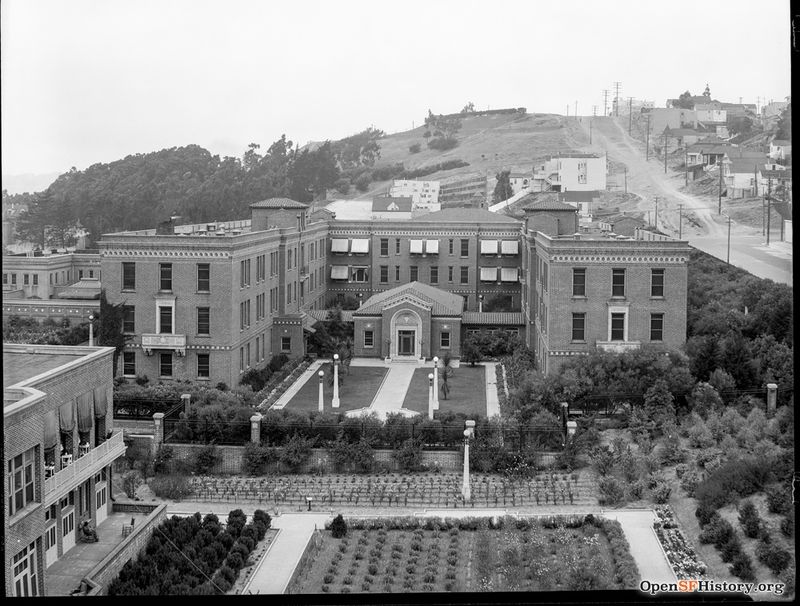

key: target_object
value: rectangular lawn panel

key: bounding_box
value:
[402,365,486,417]
[296,517,634,594]
[285,363,388,412]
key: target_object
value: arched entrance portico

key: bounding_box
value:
[390,309,422,358]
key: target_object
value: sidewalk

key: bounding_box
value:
[484,362,500,417]
[367,364,417,418]
[269,359,325,409]
[605,510,677,585]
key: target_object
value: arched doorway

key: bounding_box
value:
[390,309,422,358]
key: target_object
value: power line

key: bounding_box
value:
[602,89,609,117]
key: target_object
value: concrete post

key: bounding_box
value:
[766,383,778,417]
[566,421,578,439]
[181,393,191,414]
[332,354,340,408]
[318,370,325,412]
[462,420,475,502]
[153,413,165,448]
[250,414,262,444]
[433,356,439,410]
[428,373,435,420]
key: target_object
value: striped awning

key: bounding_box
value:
[409,240,424,254]
[425,240,439,254]
[330,266,349,279]
[350,239,370,253]
[331,239,349,253]
[501,268,518,282]
[480,240,498,254]
[501,240,519,255]
[480,267,498,281]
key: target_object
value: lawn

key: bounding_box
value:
[285,363,388,413]
[295,516,634,594]
[402,365,486,417]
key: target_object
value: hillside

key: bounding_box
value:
[345,112,590,200]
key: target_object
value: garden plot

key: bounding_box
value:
[402,365,487,416]
[293,515,638,593]
[284,363,388,412]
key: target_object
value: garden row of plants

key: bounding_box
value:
[652,505,707,579]
[107,509,271,595]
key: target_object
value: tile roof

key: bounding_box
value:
[771,140,791,146]
[56,279,102,300]
[728,156,768,173]
[355,282,463,316]
[523,199,578,212]
[307,309,355,323]
[461,312,525,325]
[372,196,413,212]
[250,198,309,209]
[410,208,521,224]
[558,190,600,202]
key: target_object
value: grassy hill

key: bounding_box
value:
[338,112,590,200]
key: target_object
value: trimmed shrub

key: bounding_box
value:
[765,483,793,515]
[780,512,794,538]
[699,514,734,547]
[756,538,792,575]
[729,553,756,582]
[737,500,762,538]
[194,445,221,474]
[331,514,348,539]
[719,534,743,563]
[598,477,626,506]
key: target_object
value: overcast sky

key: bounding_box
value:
[1,0,791,176]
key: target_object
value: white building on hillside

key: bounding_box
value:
[532,153,607,192]
[389,180,441,212]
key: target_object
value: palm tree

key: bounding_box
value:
[439,353,454,400]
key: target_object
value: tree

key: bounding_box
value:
[333,127,384,170]
[492,170,514,203]
[461,102,475,114]
[775,103,791,141]
[674,91,695,109]
[461,334,482,366]
[122,470,142,498]
[439,353,454,400]
[97,290,129,374]
[287,141,341,202]
[330,514,348,538]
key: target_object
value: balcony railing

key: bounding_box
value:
[596,340,642,354]
[45,430,126,499]
[141,333,187,356]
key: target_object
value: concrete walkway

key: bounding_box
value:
[484,362,500,417]
[367,364,418,418]
[269,359,325,409]
[604,510,677,585]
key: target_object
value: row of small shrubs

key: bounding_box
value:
[239,353,290,392]
[327,514,596,533]
[211,509,272,593]
[591,517,640,589]
[694,456,773,519]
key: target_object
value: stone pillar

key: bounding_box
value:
[433,357,439,410]
[250,414,262,444]
[181,393,191,414]
[428,373,434,420]
[462,420,476,502]
[332,354,340,408]
[318,370,325,413]
[766,383,778,417]
[153,413,165,448]
[566,421,577,440]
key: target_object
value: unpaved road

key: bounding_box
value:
[574,116,791,285]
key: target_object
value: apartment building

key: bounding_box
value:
[532,154,607,193]
[98,199,328,387]
[522,230,690,375]
[388,180,441,212]
[2,251,101,300]
[4,344,124,596]
[438,174,489,208]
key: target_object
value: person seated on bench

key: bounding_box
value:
[80,520,98,542]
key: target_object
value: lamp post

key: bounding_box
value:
[478,294,483,313]
[318,370,324,412]
[88,314,94,347]
[432,356,439,410]
[332,354,340,408]
[462,420,475,502]
[427,373,434,420]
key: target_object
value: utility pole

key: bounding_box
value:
[766,178,772,245]
[685,150,688,186]
[592,105,597,117]
[613,82,622,116]
[603,89,609,117]
[753,164,758,196]
[624,167,627,194]
[628,97,634,134]
[566,104,569,117]
[718,161,724,214]
[678,204,683,239]
[645,114,651,161]
[726,214,731,264]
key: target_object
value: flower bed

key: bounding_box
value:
[259,357,312,409]
[496,364,509,412]
[653,505,707,579]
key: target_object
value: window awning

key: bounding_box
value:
[330,266,349,280]
[501,240,519,255]
[480,267,498,281]
[480,240,498,254]
[501,268,518,282]
[425,240,439,254]
[331,238,349,253]
[409,240,424,254]
[350,239,370,253]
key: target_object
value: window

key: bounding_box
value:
[351,267,369,282]
[32,274,38,285]
[197,264,210,291]
[159,263,172,291]
[158,306,172,334]
[240,259,251,287]
[246,343,251,368]
[395,266,400,281]
[395,239,401,254]
[281,337,291,352]
[2,273,7,284]
[122,306,135,333]
[572,268,586,297]
[197,307,210,335]
[612,268,625,297]
[380,238,389,256]
[123,352,136,376]
[11,274,17,285]
[441,331,450,348]
[651,269,665,297]
[11,541,38,596]
[78,270,83,280]
[159,353,173,377]
[460,266,469,284]
[23,274,29,285]
[448,266,454,282]
[8,448,36,516]
[449,239,454,255]
[610,312,626,341]
[461,239,469,257]
[430,266,438,284]
[364,330,374,348]
[410,266,418,281]
[572,313,586,341]
[380,266,388,283]
[650,313,664,341]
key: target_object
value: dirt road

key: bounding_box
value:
[574,117,791,285]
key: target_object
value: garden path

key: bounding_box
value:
[484,362,500,417]
[365,364,418,418]
[270,359,325,409]
[604,510,678,585]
